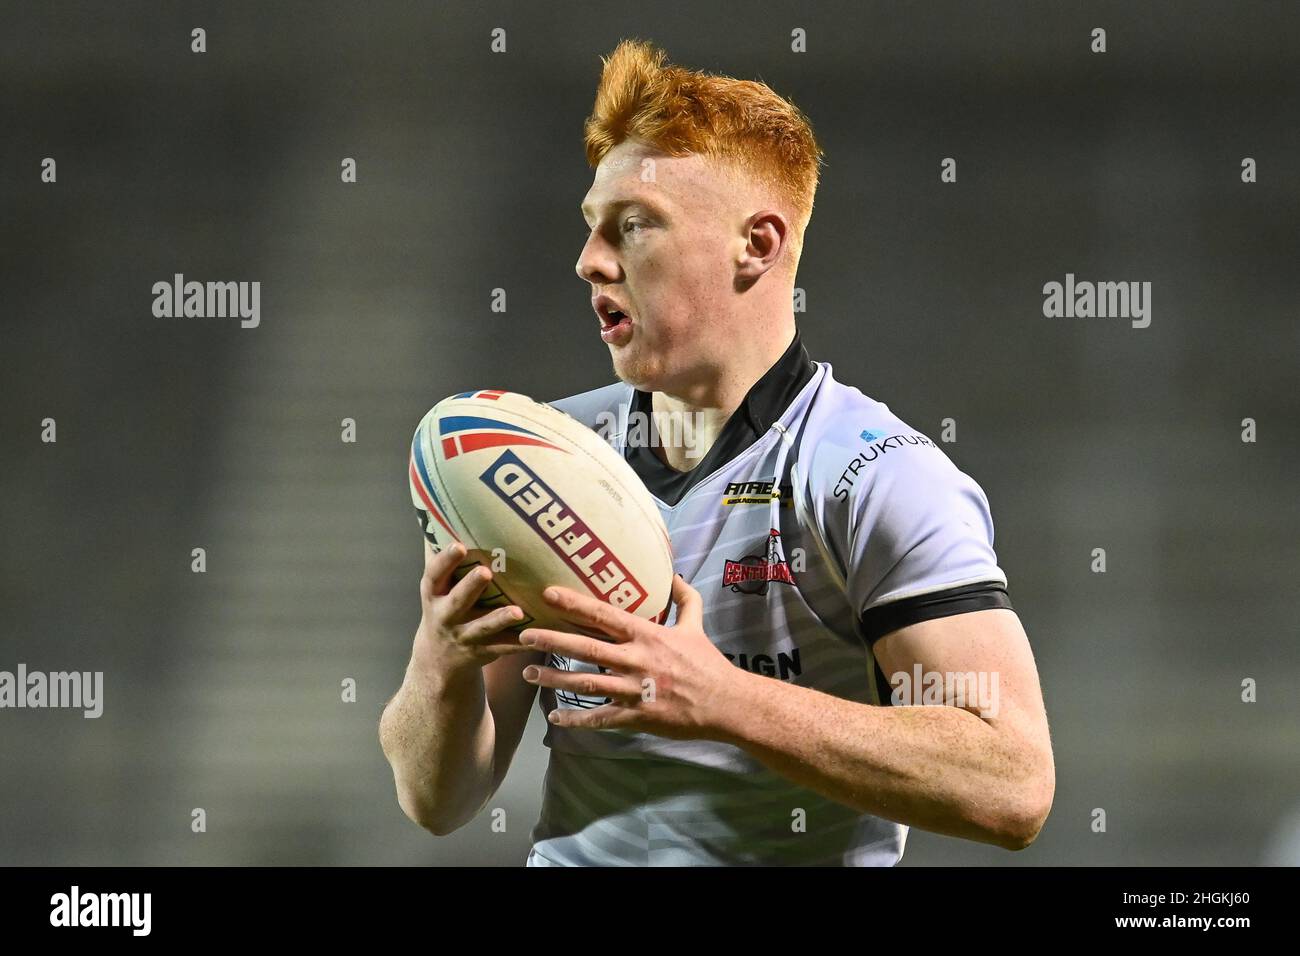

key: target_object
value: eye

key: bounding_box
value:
[621,218,646,234]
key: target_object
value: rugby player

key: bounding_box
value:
[380,39,1055,865]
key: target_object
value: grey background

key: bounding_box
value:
[1,0,1297,865]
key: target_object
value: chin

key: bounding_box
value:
[611,352,650,389]
[611,353,666,392]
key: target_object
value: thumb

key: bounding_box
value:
[670,573,702,630]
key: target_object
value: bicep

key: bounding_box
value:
[873,609,1049,746]
[482,649,547,792]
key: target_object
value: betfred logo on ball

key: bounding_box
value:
[481,450,648,613]
[408,388,673,631]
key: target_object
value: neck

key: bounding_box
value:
[650,322,797,471]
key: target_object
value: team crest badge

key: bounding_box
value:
[722,529,795,595]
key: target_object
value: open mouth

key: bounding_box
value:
[593,295,634,343]
[599,312,632,344]
[594,296,629,324]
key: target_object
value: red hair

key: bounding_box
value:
[583,39,824,268]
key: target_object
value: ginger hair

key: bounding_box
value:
[583,39,824,271]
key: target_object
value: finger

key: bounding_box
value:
[422,542,466,601]
[539,586,644,643]
[546,702,637,732]
[458,602,514,624]
[670,573,703,630]
[522,664,642,703]
[437,563,493,622]
[454,605,527,645]
[518,627,627,670]
[474,643,541,659]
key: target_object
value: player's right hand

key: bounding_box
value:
[416,541,531,667]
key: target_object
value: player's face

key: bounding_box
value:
[577,140,747,394]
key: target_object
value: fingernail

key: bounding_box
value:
[542,587,559,602]
[522,666,540,681]
[519,631,537,645]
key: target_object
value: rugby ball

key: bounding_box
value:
[408,388,673,631]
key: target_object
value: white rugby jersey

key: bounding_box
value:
[528,332,1011,866]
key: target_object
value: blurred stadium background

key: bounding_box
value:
[1,0,1297,865]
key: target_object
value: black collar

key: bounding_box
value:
[625,331,816,505]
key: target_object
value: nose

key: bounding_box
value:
[575,228,620,286]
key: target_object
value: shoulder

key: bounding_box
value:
[545,381,634,432]
[796,364,964,509]
[793,364,1007,610]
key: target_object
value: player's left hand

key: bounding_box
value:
[518,575,743,740]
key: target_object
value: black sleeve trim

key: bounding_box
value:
[860,582,1013,647]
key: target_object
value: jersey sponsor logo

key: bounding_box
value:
[722,646,802,681]
[833,432,937,501]
[721,478,792,507]
[722,529,795,594]
[480,450,649,612]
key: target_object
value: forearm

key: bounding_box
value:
[712,670,1048,849]
[379,640,495,835]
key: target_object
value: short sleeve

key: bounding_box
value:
[807,430,1010,643]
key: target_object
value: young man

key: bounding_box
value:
[380,40,1054,865]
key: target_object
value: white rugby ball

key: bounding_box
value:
[408,388,673,631]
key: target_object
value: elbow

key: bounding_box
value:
[396,788,464,837]
[994,801,1049,852]
[993,761,1055,851]
[388,765,476,837]
[378,700,496,838]
[390,762,482,836]
[379,713,464,837]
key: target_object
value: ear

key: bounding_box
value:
[736,210,790,281]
